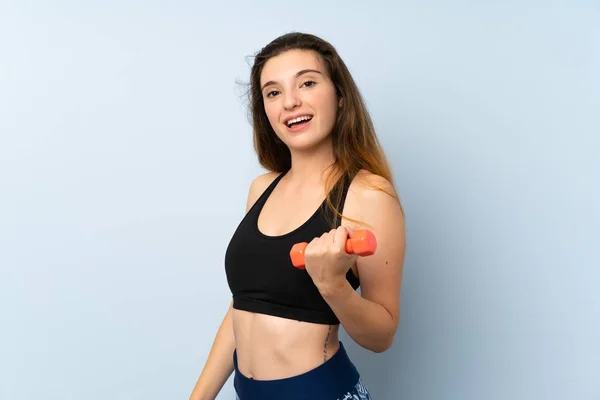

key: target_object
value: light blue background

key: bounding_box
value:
[1,1,598,399]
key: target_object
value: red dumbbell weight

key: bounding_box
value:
[289,229,377,269]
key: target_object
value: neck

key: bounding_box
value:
[285,139,338,188]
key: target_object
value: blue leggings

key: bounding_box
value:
[233,341,372,400]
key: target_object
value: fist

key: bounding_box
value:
[303,226,358,288]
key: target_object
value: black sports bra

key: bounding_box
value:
[224,171,360,325]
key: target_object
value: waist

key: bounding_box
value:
[232,308,341,380]
[233,341,359,400]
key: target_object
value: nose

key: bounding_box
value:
[283,88,301,110]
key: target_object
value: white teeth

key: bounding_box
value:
[286,115,312,126]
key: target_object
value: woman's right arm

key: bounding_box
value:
[189,301,235,400]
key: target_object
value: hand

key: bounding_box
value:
[303,226,358,293]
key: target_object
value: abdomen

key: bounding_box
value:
[231,309,341,380]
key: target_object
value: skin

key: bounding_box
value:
[231,49,406,381]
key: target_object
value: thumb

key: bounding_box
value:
[346,227,358,239]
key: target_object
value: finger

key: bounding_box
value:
[306,236,319,251]
[321,229,335,246]
[333,226,349,248]
[328,228,338,243]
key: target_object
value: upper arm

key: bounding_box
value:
[345,171,406,327]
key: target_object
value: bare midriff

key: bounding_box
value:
[231,309,341,380]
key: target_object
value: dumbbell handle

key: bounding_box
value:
[289,229,377,269]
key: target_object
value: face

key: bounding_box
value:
[259,49,340,150]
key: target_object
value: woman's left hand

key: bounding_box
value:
[303,226,358,294]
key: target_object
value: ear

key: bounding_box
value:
[338,96,343,108]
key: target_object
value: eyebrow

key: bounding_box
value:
[261,69,323,91]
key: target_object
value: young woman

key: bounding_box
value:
[190,32,406,400]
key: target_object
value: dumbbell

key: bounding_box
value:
[289,229,377,269]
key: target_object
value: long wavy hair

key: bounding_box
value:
[244,32,401,227]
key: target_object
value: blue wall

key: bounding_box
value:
[1,1,598,399]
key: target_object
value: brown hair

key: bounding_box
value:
[244,32,401,227]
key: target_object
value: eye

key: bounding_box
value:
[266,90,280,98]
[302,80,316,88]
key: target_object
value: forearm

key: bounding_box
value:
[189,303,236,400]
[319,279,397,353]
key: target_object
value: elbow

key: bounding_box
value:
[373,339,393,353]
[367,333,395,353]
[372,321,398,353]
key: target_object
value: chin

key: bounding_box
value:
[281,127,328,148]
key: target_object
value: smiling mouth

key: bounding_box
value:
[285,115,313,128]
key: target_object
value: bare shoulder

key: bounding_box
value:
[352,169,398,197]
[344,169,403,228]
[245,171,281,212]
